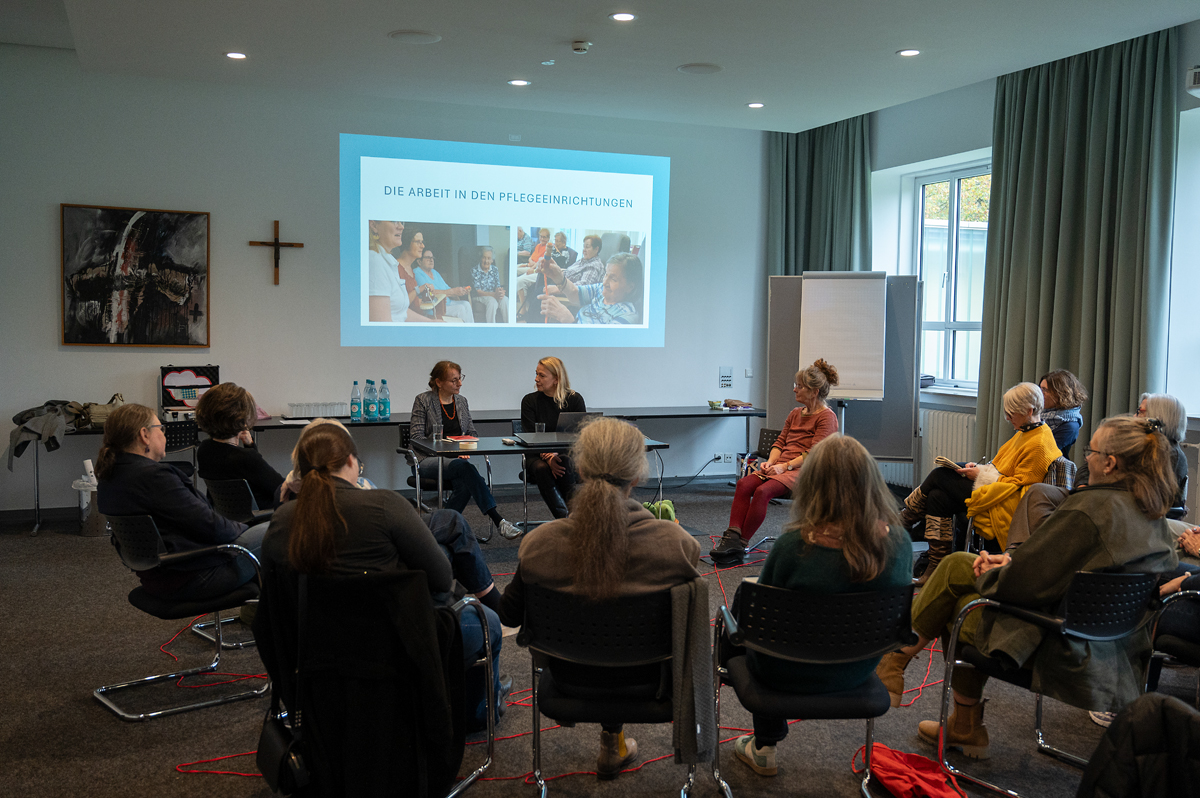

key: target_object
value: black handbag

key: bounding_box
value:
[257,576,312,794]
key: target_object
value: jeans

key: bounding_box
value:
[459,602,503,728]
[427,509,493,594]
[154,520,269,602]
[419,458,497,516]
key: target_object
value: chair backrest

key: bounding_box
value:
[517,583,673,667]
[205,478,260,522]
[1043,456,1076,490]
[163,419,198,454]
[1061,571,1159,641]
[511,419,523,434]
[756,428,781,457]
[106,515,167,571]
[732,581,915,664]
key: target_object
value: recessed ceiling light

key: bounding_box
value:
[388,30,442,44]
[508,79,531,86]
[609,13,637,21]
[542,60,555,66]
[748,102,764,109]
[225,52,247,60]
[897,49,920,57]
[677,63,722,75]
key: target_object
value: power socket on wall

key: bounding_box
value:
[714,452,734,464]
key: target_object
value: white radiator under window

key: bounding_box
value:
[878,409,978,488]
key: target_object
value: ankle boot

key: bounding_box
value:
[900,487,927,529]
[916,519,953,584]
[597,729,638,779]
[918,699,989,759]
[875,650,916,708]
[709,528,747,563]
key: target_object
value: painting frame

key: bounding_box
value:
[61,203,211,347]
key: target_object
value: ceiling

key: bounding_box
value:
[3,0,1198,132]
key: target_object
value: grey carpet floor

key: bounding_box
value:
[3,481,1194,797]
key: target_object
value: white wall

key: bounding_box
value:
[0,44,769,512]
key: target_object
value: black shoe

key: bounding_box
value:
[709,529,747,563]
[912,550,929,579]
[497,675,513,717]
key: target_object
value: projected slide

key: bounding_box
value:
[340,134,669,347]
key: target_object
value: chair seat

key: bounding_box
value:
[128,581,259,620]
[406,475,445,491]
[957,644,1033,690]
[1156,635,1200,667]
[536,668,673,726]
[725,656,892,719]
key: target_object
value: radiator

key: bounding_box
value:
[878,409,977,488]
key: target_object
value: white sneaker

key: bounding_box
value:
[498,519,522,540]
[1089,710,1116,728]
[733,734,777,776]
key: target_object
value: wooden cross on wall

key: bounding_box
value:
[249,221,304,285]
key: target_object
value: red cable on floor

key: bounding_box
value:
[175,751,261,777]
[159,616,268,687]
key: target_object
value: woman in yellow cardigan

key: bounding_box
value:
[901,382,1060,581]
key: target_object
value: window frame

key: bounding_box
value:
[913,163,991,390]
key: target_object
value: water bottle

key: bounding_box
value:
[350,380,362,422]
[379,379,391,419]
[364,379,379,422]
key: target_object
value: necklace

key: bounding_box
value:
[440,397,456,420]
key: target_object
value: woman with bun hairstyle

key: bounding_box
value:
[96,403,265,600]
[710,359,840,564]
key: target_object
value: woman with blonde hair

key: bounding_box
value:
[711,359,840,564]
[261,422,506,730]
[497,417,701,778]
[733,434,911,777]
[519,356,587,520]
[877,415,1178,759]
[900,382,1060,581]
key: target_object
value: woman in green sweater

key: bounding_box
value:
[735,434,912,777]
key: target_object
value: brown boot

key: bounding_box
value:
[597,729,638,779]
[916,520,953,584]
[918,699,989,759]
[900,487,927,529]
[875,650,916,708]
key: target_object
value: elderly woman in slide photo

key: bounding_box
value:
[471,246,507,324]
[413,248,474,323]
[536,252,644,325]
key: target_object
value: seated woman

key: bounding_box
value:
[547,231,577,270]
[195,382,284,510]
[733,435,912,777]
[710,359,840,564]
[520,356,586,520]
[901,382,1060,581]
[470,246,507,323]
[412,361,517,539]
[537,253,643,325]
[1038,369,1088,455]
[366,219,431,323]
[413,248,473,323]
[261,422,504,730]
[96,403,266,600]
[497,417,701,779]
[876,415,1179,759]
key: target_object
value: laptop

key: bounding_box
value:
[513,432,576,447]
[557,411,603,432]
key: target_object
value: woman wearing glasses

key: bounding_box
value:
[96,403,267,601]
[411,361,517,539]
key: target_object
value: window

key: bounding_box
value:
[917,168,990,387]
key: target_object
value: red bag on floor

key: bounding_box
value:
[851,742,965,798]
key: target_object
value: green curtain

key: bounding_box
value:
[976,28,1177,455]
[766,115,872,275]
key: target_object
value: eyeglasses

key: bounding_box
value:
[446,376,464,384]
[143,424,164,431]
[1083,446,1113,458]
[422,254,435,261]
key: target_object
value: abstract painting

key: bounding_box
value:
[61,204,210,346]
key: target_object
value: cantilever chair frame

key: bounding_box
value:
[736,428,784,555]
[1149,589,1200,706]
[94,515,269,721]
[447,594,497,797]
[713,581,916,798]
[934,570,1160,798]
[517,584,715,798]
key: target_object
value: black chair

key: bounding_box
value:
[205,478,272,525]
[517,583,717,798]
[511,419,558,537]
[964,455,1076,555]
[1148,589,1200,705]
[714,581,916,796]
[254,565,494,797]
[934,570,1160,797]
[732,427,784,555]
[93,515,268,721]
[397,422,494,543]
[162,418,199,482]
